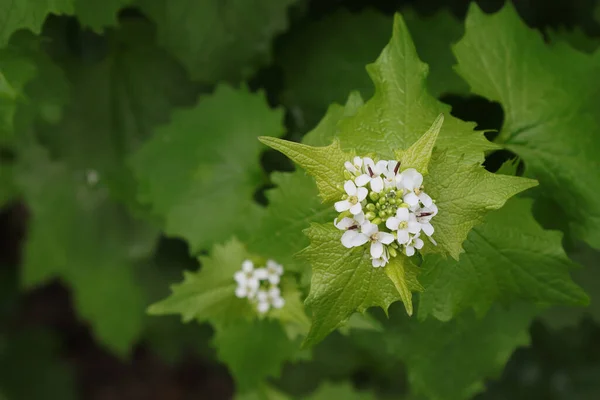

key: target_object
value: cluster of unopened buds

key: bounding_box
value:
[334,157,438,267]
[234,259,285,314]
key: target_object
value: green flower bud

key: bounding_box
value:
[343,170,353,180]
[391,242,399,249]
[378,197,386,205]
[371,217,382,225]
[369,192,380,202]
[399,202,409,208]
[365,211,376,220]
[389,198,396,205]
[339,210,352,219]
[389,247,398,258]
[376,203,382,209]
[366,203,376,211]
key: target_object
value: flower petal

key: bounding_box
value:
[335,217,355,230]
[405,245,415,257]
[361,222,378,236]
[414,238,424,249]
[349,202,363,215]
[257,301,270,313]
[344,180,357,196]
[355,174,371,186]
[408,221,421,234]
[242,260,254,273]
[422,222,434,236]
[257,290,268,302]
[272,297,285,309]
[375,160,388,174]
[386,217,400,230]
[371,176,384,193]
[372,258,383,268]
[356,187,368,201]
[254,268,268,280]
[268,274,280,285]
[268,287,280,297]
[341,230,359,248]
[353,156,363,168]
[355,213,366,225]
[404,192,419,206]
[378,232,395,245]
[371,241,383,258]
[397,230,410,244]
[234,271,246,283]
[344,161,357,174]
[335,200,351,212]
[235,286,247,298]
[419,192,433,207]
[396,207,409,221]
[351,233,370,247]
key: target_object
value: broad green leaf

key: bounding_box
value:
[454,3,600,249]
[299,223,412,346]
[387,303,537,400]
[0,0,135,44]
[0,0,73,47]
[395,113,443,174]
[213,319,299,392]
[278,9,392,129]
[247,171,336,274]
[403,8,468,97]
[16,147,157,356]
[147,238,254,325]
[132,85,283,253]
[258,137,352,204]
[306,382,375,400]
[302,91,364,147]
[137,0,297,84]
[337,13,497,164]
[419,197,589,321]
[383,255,423,316]
[0,35,38,145]
[40,20,198,212]
[424,150,538,259]
[148,238,310,335]
[547,27,600,53]
[337,312,384,336]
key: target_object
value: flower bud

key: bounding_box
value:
[365,211,376,220]
[371,217,382,225]
[369,192,380,202]
[366,203,376,211]
[389,247,398,258]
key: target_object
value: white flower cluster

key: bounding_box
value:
[334,157,438,267]
[234,259,285,314]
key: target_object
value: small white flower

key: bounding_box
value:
[355,158,387,193]
[415,203,438,237]
[404,233,424,257]
[372,247,390,268]
[265,260,283,284]
[254,267,268,280]
[385,207,421,244]
[335,180,368,215]
[400,168,424,206]
[256,289,270,313]
[382,160,402,189]
[336,213,366,248]
[234,260,259,294]
[344,156,363,175]
[268,287,285,309]
[351,222,395,259]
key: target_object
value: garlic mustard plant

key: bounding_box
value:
[234,259,286,314]
[335,159,437,267]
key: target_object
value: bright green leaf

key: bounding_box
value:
[299,223,408,346]
[424,150,538,259]
[137,0,297,84]
[213,319,299,392]
[387,303,537,400]
[395,113,444,174]
[258,137,352,204]
[403,8,468,97]
[147,238,254,325]
[419,197,589,321]
[454,3,600,249]
[337,13,497,164]
[383,255,423,316]
[133,85,283,253]
[247,171,335,274]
